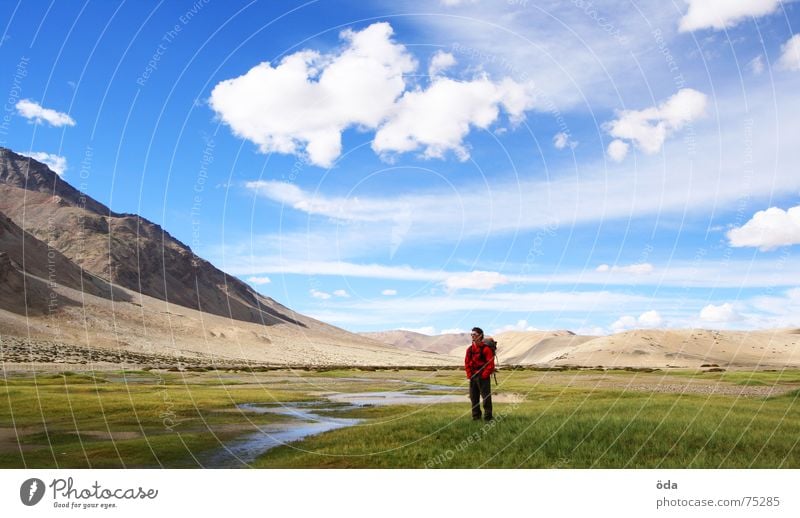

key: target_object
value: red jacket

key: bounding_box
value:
[465,341,494,379]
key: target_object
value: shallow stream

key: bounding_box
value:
[204,382,464,467]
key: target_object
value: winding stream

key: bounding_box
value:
[204,384,464,467]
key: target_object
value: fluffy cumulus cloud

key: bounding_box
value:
[310,289,332,300]
[20,152,68,176]
[209,23,415,168]
[211,22,536,167]
[373,75,536,161]
[15,100,76,127]
[493,319,539,334]
[606,139,629,162]
[553,131,577,150]
[611,310,663,332]
[596,263,654,275]
[443,270,509,292]
[678,0,781,32]
[333,289,350,297]
[246,276,271,285]
[604,89,707,158]
[428,50,456,77]
[777,34,800,72]
[727,205,800,251]
[699,302,741,322]
[382,289,397,296]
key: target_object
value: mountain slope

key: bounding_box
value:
[0,209,130,315]
[0,147,306,327]
[0,148,457,366]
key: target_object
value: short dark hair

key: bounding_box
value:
[471,327,484,337]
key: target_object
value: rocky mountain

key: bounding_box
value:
[0,210,130,315]
[0,147,456,366]
[0,147,306,327]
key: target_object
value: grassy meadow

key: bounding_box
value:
[1,368,798,468]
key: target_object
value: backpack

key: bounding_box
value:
[484,337,498,357]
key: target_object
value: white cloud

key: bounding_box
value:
[333,289,350,297]
[610,315,638,333]
[20,151,67,176]
[372,75,536,161]
[317,291,655,327]
[595,263,654,275]
[15,99,76,127]
[400,326,437,335]
[209,22,416,167]
[748,288,800,328]
[678,0,781,32]
[230,258,447,282]
[429,50,456,77]
[246,276,271,285]
[440,0,478,5]
[603,88,708,156]
[494,319,539,334]
[553,131,577,150]
[246,180,407,223]
[611,310,663,332]
[606,139,629,162]
[776,34,800,72]
[699,302,741,322]
[382,289,398,296]
[310,289,332,300]
[241,84,800,247]
[727,205,800,251]
[638,310,663,328]
[211,22,536,167]
[444,270,509,292]
[747,55,765,75]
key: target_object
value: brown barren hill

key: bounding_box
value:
[0,148,456,366]
[0,147,305,327]
[0,210,130,314]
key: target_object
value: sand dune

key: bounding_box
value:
[495,331,596,364]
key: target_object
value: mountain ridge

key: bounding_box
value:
[0,147,306,328]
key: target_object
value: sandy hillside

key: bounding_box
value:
[361,330,471,355]
[492,330,597,364]
[550,329,800,369]
[0,277,459,367]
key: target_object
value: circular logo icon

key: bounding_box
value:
[20,478,45,506]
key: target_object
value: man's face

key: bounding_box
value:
[471,331,482,343]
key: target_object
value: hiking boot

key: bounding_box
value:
[484,416,494,422]
[472,416,482,421]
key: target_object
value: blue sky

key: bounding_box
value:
[1,0,799,335]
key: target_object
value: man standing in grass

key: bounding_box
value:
[465,327,494,422]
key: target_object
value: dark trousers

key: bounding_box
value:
[469,375,492,419]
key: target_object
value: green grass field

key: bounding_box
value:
[1,368,798,468]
